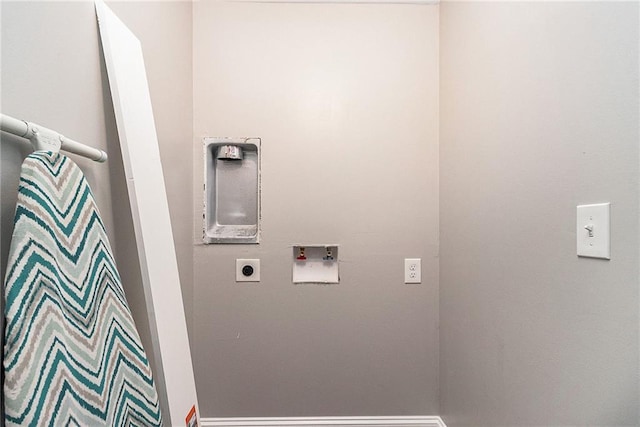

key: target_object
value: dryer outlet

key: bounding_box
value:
[236,259,260,282]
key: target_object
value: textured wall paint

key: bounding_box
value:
[439,2,639,426]
[192,2,440,417]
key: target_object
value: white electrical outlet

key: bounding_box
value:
[236,259,260,282]
[404,258,421,283]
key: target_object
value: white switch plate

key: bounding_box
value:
[404,258,421,283]
[576,203,610,260]
[236,259,260,282]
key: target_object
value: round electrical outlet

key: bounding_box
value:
[236,259,260,282]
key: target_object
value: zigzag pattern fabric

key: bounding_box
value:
[3,152,162,426]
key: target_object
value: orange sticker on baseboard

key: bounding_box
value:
[186,405,198,427]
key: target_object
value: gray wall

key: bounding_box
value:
[192,2,440,417]
[439,2,639,426]
[0,1,193,422]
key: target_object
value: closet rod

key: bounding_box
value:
[0,114,108,162]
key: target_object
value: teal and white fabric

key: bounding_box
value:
[3,152,162,426]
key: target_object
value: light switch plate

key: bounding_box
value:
[576,203,610,260]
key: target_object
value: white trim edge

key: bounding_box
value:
[201,416,446,427]
[224,0,439,4]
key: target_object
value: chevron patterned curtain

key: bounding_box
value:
[3,152,162,426]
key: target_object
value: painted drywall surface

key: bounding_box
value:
[1,1,115,246]
[193,2,439,417]
[439,2,639,426]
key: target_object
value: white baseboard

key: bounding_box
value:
[200,416,446,427]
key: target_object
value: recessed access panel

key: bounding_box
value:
[293,245,339,284]
[204,137,261,244]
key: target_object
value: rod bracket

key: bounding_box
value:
[27,123,62,153]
